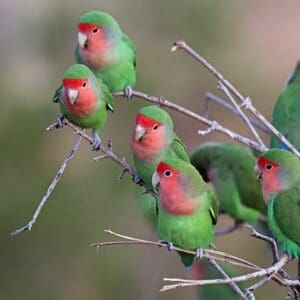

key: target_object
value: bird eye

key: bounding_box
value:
[153,124,159,130]
[164,170,172,177]
[82,82,87,87]
[92,28,99,33]
[265,164,273,170]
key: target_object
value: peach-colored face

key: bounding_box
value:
[130,114,166,162]
[256,156,283,200]
[62,78,97,116]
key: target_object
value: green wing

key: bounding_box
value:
[210,168,261,222]
[273,188,300,245]
[52,85,63,103]
[207,185,218,225]
[171,134,190,162]
[98,79,115,112]
[122,34,137,66]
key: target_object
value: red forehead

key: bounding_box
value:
[257,156,279,168]
[63,78,86,89]
[77,22,102,32]
[136,113,162,127]
[157,161,179,175]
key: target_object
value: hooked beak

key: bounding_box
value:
[134,124,147,141]
[78,32,88,48]
[152,172,160,189]
[254,165,262,181]
[67,89,79,105]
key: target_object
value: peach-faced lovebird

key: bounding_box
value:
[130,106,190,225]
[152,159,218,267]
[75,11,136,98]
[255,149,300,260]
[270,61,300,149]
[190,142,267,222]
[53,64,114,150]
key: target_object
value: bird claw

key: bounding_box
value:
[55,114,64,128]
[158,240,174,251]
[194,248,204,262]
[92,132,101,151]
[124,85,133,99]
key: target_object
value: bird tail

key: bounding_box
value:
[179,252,195,267]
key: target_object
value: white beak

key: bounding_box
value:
[78,32,88,48]
[134,124,147,141]
[152,172,160,189]
[67,89,79,105]
[254,165,262,181]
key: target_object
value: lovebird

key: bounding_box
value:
[53,64,114,150]
[75,11,136,98]
[152,159,218,267]
[130,106,190,226]
[192,261,244,300]
[190,142,267,222]
[270,61,300,149]
[255,149,300,260]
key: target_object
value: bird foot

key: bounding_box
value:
[194,248,204,262]
[55,114,64,128]
[158,240,174,251]
[124,85,133,99]
[132,174,143,185]
[92,132,101,151]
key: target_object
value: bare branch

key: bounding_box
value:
[161,255,295,292]
[205,92,270,134]
[92,229,289,287]
[51,119,157,198]
[10,135,82,236]
[218,81,265,147]
[171,40,300,157]
[208,258,247,299]
[215,220,242,236]
[113,91,265,152]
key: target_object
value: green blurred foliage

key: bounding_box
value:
[1,0,300,299]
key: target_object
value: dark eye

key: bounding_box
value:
[92,28,99,33]
[153,124,159,130]
[164,170,172,177]
[82,82,87,87]
[266,164,273,170]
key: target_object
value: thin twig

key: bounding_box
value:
[161,255,294,292]
[10,135,82,236]
[245,273,275,299]
[113,91,265,152]
[205,92,270,134]
[218,81,265,147]
[171,40,300,157]
[92,229,288,286]
[50,119,157,198]
[208,258,247,299]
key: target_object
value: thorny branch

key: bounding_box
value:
[10,135,83,236]
[171,40,300,157]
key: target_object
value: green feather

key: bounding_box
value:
[157,158,217,267]
[190,142,266,222]
[75,11,136,93]
[270,61,300,149]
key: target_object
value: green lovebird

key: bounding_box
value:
[255,149,300,260]
[190,142,267,222]
[75,11,136,98]
[152,159,218,267]
[192,261,244,300]
[130,106,190,226]
[270,61,300,149]
[53,64,114,150]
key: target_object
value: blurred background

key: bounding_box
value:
[1,0,300,299]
